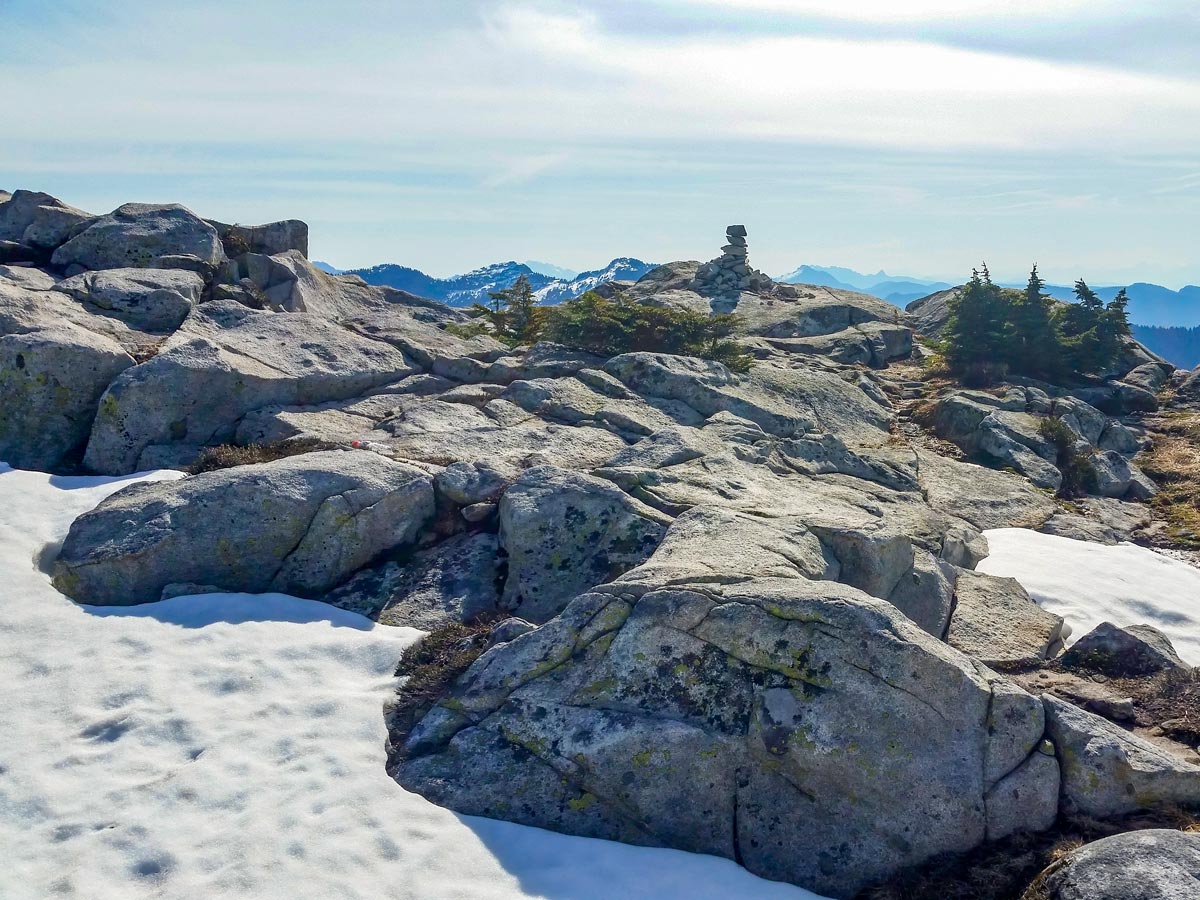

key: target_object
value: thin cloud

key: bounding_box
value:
[480,153,570,189]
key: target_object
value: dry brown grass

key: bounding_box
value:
[1138,411,1200,548]
[386,618,499,761]
[187,438,336,474]
[857,807,1200,900]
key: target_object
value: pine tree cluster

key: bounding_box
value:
[943,265,1131,384]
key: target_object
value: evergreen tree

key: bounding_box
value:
[465,275,544,347]
[1010,264,1062,379]
[1060,279,1119,374]
[942,265,1012,382]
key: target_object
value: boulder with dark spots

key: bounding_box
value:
[1062,621,1190,676]
[323,531,501,629]
[499,465,672,622]
[53,450,434,605]
[394,576,1055,900]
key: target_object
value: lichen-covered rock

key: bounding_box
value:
[1043,695,1200,818]
[394,576,1055,899]
[323,531,501,628]
[1062,622,1190,676]
[0,189,93,249]
[53,450,434,604]
[499,466,671,622]
[51,202,224,271]
[0,325,134,470]
[1033,829,1200,900]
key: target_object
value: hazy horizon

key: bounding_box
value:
[4,0,1198,288]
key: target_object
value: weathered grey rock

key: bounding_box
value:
[83,301,420,474]
[207,218,309,258]
[941,524,991,569]
[395,576,1053,899]
[0,264,58,292]
[1062,622,1190,676]
[51,203,224,272]
[56,267,203,332]
[947,570,1066,666]
[324,532,501,628]
[1122,362,1171,394]
[917,451,1056,531]
[217,251,387,318]
[53,450,434,604]
[0,190,93,249]
[604,353,890,442]
[486,617,536,648]
[434,460,510,506]
[1034,829,1200,900]
[616,505,839,587]
[1091,449,1135,498]
[985,741,1059,841]
[1041,498,1154,544]
[1043,695,1200,818]
[0,325,134,470]
[499,466,671,622]
[905,288,956,336]
[933,393,1063,490]
[887,549,956,637]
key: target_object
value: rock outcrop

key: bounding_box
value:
[53,450,434,603]
[8,189,1198,898]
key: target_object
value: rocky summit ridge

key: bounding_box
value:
[2,189,1198,898]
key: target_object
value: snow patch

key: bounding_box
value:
[0,465,824,900]
[979,528,1200,665]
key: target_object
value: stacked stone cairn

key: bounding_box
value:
[693,224,774,296]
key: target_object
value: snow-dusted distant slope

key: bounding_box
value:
[524,259,578,280]
[978,528,1200,665]
[346,261,558,306]
[0,465,824,900]
[534,257,656,304]
[311,260,344,274]
[345,258,655,307]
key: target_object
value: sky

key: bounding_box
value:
[2,0,1198,286]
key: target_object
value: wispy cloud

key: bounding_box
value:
[480,152,570,188]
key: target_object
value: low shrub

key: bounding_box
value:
[1037,417,1098,498]
[1137,412,1200,548]
[387,618,497,758]
[542,291,753,372]
[187,438,336,474]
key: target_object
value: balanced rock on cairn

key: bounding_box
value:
[693,224,774,297]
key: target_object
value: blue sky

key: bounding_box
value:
[3,0,1198,285]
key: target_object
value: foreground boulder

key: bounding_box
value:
[394,576,1053,899]
[53,450,434,604]
[1043,695,1200,818]
[1031,829,1200,900]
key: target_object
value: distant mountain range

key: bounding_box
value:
[341,258,656,308]
[781,265,1200,327]
[778,265,954,306]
